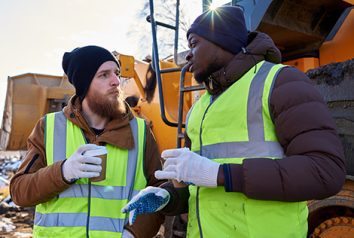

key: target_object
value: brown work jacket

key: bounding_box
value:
[10,95,164,238]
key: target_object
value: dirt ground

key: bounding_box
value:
[0,205,33,238]
[0,151,32,238]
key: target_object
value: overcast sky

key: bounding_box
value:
[0,0,229,124]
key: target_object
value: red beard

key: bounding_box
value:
[85,88,126,119]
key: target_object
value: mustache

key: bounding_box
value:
[107,88,120,95]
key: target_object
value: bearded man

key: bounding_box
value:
[10,46,164,238]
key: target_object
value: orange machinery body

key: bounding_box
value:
[119,54,194,152]
[284,7,354,72]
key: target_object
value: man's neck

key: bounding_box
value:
[81,100,109,129]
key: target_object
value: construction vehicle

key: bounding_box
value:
[0,73,74,151]
[1,0,353,237]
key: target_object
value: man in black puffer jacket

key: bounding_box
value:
[122,6,346,238]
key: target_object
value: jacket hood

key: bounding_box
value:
[205,32,282,95]
[63,95,135,149]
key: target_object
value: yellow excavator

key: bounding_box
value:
[1,0,353,237]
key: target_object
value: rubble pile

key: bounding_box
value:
[307,58,354,176]
[0,151,33,238]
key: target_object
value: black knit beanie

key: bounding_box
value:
[62,45,119,101]
[187,6,247,54]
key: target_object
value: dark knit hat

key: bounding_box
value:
[187,6,247,54]
[62,45,119,101]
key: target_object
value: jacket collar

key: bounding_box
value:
[63,95,135,149]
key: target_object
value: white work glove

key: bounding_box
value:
[62,144,103,182]
[155,148,220,187]
[121,186,170,225]
[122,229,135,238]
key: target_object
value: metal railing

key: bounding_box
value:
[147,0,205,148]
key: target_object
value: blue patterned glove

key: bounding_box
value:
[121,186,170,225]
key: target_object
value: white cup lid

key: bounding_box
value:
[84,146,107,156]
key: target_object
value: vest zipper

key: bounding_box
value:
[81,131,91,238]
[196,100,213,238]
[86,181,92,238]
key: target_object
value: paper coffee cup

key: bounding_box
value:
[84,146,107,182]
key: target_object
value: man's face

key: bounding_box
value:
[186,33,224,84]
[85,61,125,118]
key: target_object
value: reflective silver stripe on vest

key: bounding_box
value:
[125,117,140,201]
[247,61,273,142]
[53,111,67,163]
[34,212,125,232]
[196,141,284,159]
[51,112,140,202]
[59,184,140,199]
[197,62,284,159]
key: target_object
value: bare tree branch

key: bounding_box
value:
[127,0,192,59]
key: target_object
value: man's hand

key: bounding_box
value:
[62,144,103,182]
[121,187,170,225]
[155,148,220,187]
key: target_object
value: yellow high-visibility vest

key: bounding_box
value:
[33,112,147,238]
[186,61,308,238]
